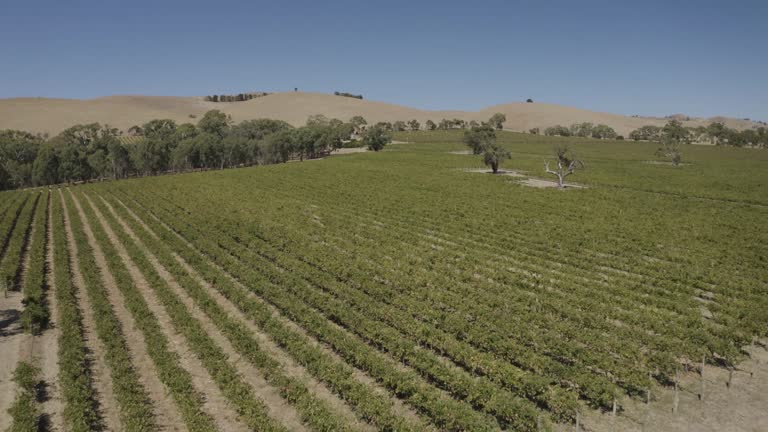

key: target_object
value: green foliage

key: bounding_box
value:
[51,191,101,431]
[1,130,759,430]
[629,125,662,141]
[6,361,41,432]
[483,143,511,173]
[363,126,392,151]
[463,125,496,155]
[20,191,50,334]
[544,125,571,137]
[333,91,363,99]
[197,109,231,138]
[488,113,506,130]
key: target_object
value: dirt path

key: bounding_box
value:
[60,190,121,431]
[111,195,429,429]
[74,191,250,432]
[64,190,185,432]
[98,194,369,431]
[0,290,30,431]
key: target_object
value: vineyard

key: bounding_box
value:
[0,131,766,431]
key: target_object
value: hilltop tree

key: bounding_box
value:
[363,125,391,152]
[544,145,584,188]
[488,113,506,130]
[463,125,496,155]
[526,98,534,103]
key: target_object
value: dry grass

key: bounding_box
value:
[0,92,760,136]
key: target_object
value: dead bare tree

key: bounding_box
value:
[544,146,584,188]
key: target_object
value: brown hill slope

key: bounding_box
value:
[0,92,759,136]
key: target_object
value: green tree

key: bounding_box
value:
[407,120,420,131]
[483,144,511,174]
[463,125,496,155]
[32,145,59,186]
[591,124,617,139]
[706,122,729,145]
[662,120,690,144]
[544,125,571,137]
[425,120,437,131]
[363,126,391,152]
[306,114,330,127]
[349,116,368,134]
[197,110,231,138]
[488,113,506,130]
[393,121,407,132]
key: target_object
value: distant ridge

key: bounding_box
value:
[0,92,760,136]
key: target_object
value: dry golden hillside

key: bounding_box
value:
[0,92,759,136]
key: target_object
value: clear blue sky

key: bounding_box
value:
[1,0,766,120]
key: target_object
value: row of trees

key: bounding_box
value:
[361,113,508,133]
[541,123,619,139]
[203,92,270,103]
[0,111,391,191]
[334,91,363,99]
[629,121,768,148]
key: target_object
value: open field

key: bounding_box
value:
[1,131,766,431]
[0,92,761,137]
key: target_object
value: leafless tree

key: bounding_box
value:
[544,146,584,188]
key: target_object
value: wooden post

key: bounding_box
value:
[646,370,652,404]
[612,398,617,416]
[575,410,580,432]
[673,370,679,414]
[699,355,705,402]
[727,367,733,389]
[537,414,542,431]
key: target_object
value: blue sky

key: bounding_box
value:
[1,0,766,120]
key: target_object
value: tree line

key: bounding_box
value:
[629,121,768,148]
[536,123,620,139]
[203,92,270,103]
[334,91,364,99]
[0,111,392,191]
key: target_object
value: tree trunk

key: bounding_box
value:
[491,162,499,173]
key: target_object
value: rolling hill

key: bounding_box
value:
[0,92,760,136]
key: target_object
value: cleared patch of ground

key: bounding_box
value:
[517,178,587,189]
[459,167,527,177]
